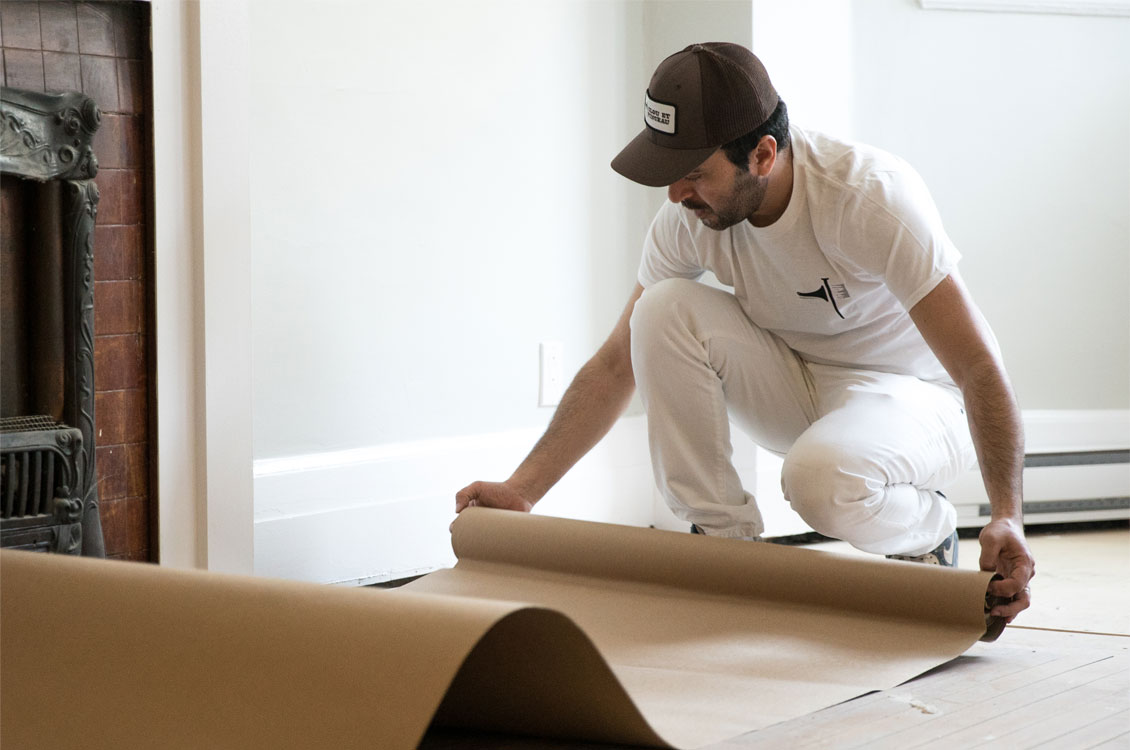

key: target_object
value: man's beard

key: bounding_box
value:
[683,169,767,231]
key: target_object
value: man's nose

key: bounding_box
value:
[668,179,695,204]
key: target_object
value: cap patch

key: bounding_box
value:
[644,92,676,134]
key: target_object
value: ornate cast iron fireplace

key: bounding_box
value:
[0,86,105,556]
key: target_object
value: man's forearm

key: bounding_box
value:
[508,352,636,503]
[963,362,1025,522]
[908,274,1033,606]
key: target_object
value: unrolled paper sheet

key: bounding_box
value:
[0,507,997,749]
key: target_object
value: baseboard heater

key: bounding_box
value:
[976,450,1130,518]
[952,448,1130,528]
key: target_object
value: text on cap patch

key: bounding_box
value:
[644,92,676,134]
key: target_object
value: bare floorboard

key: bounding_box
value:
[418,629,1130,750]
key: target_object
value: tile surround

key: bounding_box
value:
[0,3,42,51]
[79,52,117,109]
[94,334,145,392]
[4,48,44,89]
[40,3,79,53]
[76,3,115,57]
[93,223,143,281]
[93,279,145,337]
[43,50,80,91]
[96,442,147,501]
[93,388,147,447]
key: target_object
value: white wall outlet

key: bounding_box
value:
[539,341,565,407]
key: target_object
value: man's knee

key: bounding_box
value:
[780,436,871,536]
[629,278,708,372]
[629,278,701,340]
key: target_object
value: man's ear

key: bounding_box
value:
[750,135,778,177]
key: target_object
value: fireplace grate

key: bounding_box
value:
[1,419,80,519]
[1,417,73,519]
[3,449,57,519]
[0,420,84,552]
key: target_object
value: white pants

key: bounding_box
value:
[629,278,976,556]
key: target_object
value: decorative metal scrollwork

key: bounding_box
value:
[1,88,101,182]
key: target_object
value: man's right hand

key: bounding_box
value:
[455,481,535,514]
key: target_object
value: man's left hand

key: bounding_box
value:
[978,518,1036,622]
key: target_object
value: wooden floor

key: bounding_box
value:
[418,526,1130,750]
[713,628,1129,749]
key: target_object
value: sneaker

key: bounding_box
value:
[887,530,959,567]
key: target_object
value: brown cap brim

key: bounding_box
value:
[610,128,720,188]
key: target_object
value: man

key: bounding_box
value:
[456,43,1034,622]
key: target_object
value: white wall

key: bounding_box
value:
[249,0,643,456]
[751,0,855,137]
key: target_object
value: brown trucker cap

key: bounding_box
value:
[611,43,779,187]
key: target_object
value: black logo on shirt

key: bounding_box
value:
[797,278,850,319]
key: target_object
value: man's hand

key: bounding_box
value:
[455,481,535,514]
[979,518,1035,622]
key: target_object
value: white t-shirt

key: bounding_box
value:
[637,126,961,387]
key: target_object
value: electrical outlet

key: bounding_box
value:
[539,341,565,407]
